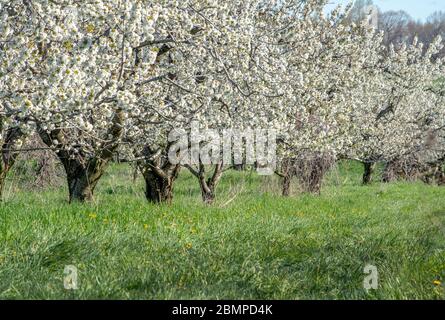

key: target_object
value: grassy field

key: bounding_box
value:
[0,161,444,299]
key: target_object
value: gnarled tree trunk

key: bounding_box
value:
[143,170,175,203]
[38,109,124,203]
[138,145,181,204]
[304,156,331,194]
[437,170,445,186]
[436,160,445,186]
[63,158,104,202]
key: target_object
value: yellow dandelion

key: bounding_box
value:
[185,242,193,250]
[88,213,97,219]
[143,224,149,230]
[433,280,442,286]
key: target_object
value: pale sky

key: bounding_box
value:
[326,0,445,21]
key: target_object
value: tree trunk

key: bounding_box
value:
[280,158,295,197]
[67,174,95,202]
[142,166,180,203]
[307,171,322,194]
[144,171,173,203]
[437,165,445,186]
[282,173,291,197]
[382,161,394,183]
[138,145,181,204]
[199,177,216,204]
[38,109,124,203]
[64,158,104,203]
[362,162,376,185]
[0,127,23,201]
[186,162,223,205]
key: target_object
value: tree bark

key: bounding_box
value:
[362,162,376,185]
[199,163,223,204]
[200,185,215,204]
[307,175,322,194]
[436,160,445,186]
[305,158,326,194]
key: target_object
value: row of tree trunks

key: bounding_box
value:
[363,160,445,185]
[232,163,246,171]
[381,158,445,185]
[281,159,375,191]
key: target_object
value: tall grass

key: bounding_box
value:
[0,161,444,299]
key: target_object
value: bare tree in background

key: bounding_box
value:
[379,10,413,46]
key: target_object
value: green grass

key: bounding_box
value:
[0,161,445,299]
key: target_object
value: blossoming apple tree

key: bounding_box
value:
[347,36,445,184]
[255,0,383,195]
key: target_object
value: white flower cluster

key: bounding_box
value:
[0,0,444,171]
